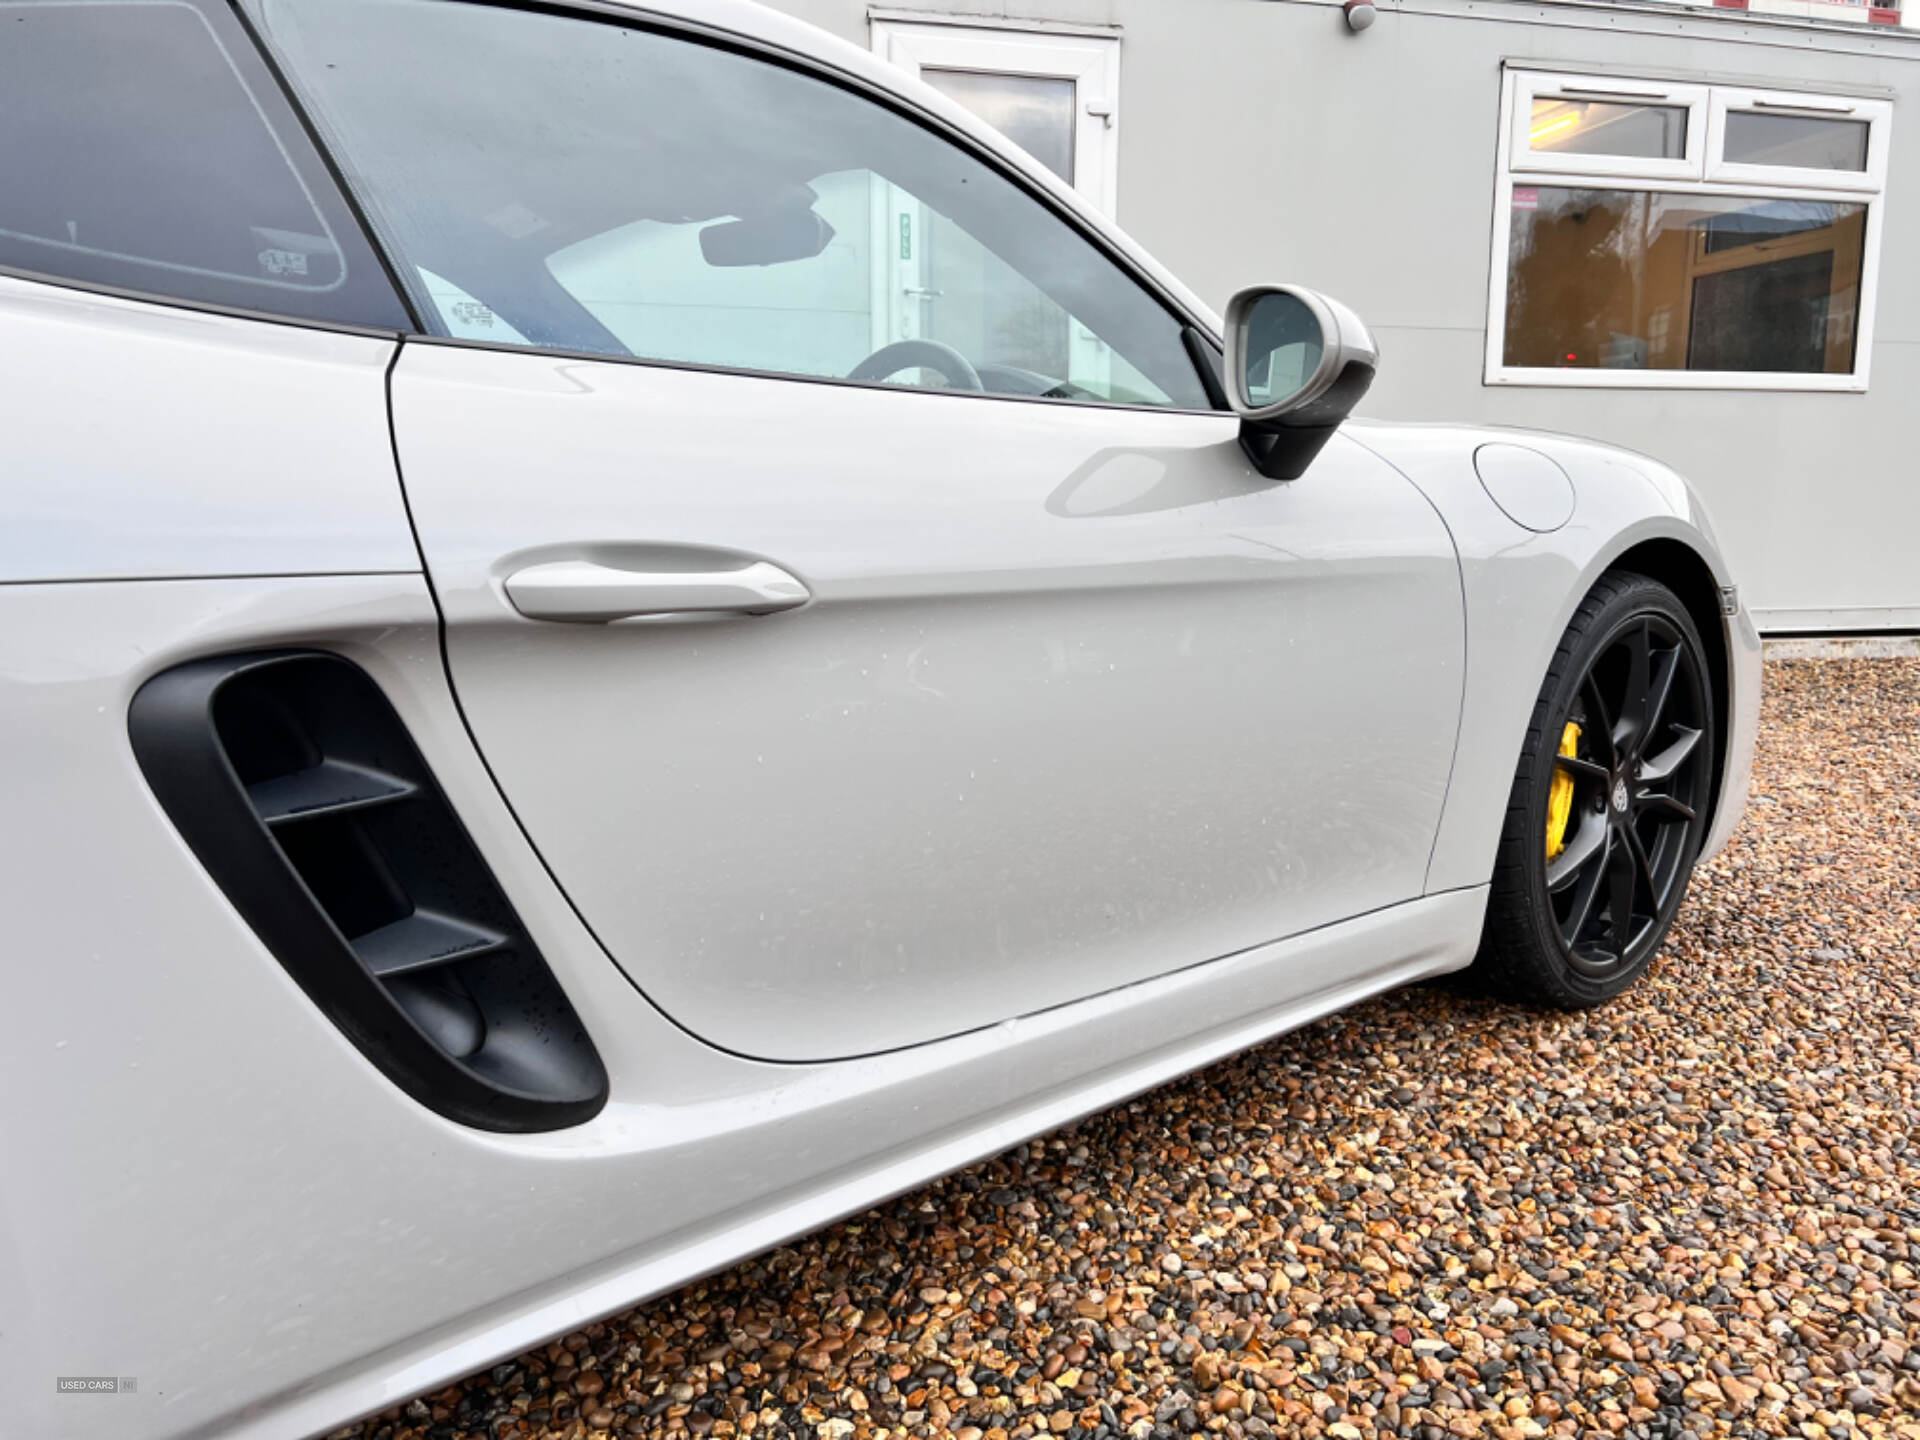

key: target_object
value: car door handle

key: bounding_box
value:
[503,557,810,623]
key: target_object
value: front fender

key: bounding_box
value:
[1346,421,1760,893]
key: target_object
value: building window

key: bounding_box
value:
[1488,71,1890,390]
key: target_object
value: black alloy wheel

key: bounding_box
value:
[1480,571,1716,1008]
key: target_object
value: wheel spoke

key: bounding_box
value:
[1562,831,1611,945]
[1547,814,1607,891]
[1644,642,1679,741]
[1583,672,1618,767]
[1636,790,1696,823]
[1623,820,1661,910]
[1554,751,1610,784]
[1606,829,1638,950]
[1639,725,1702,783]
[1616,620,1652,754]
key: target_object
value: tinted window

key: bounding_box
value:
[1504,187,1864,374]
[244,0,1210,409]
[1723,112,1869,172]
[1528,98,1688,160]
[0,0,407,327]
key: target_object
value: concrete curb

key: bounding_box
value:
[1763,634,1920,660]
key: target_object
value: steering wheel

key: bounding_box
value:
[847,339,983,392]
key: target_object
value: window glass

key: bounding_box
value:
[1723,112,1869,172]
[1504,187,1864,374]
[244,0,1209,409]
[419,268,528,345]
[922,70,1077,184]
[1528,98,1688,160]
[0,0,406,327]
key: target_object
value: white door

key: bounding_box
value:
[250,0,1466,1064]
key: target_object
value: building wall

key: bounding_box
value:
[770,0,1920,631]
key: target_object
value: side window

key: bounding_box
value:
[0,0,407,328]
[242,0,1211,410]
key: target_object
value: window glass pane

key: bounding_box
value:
[541,173,875,377]
[1723,111,1869,172]
[0,0,406,326]
[921,70,1076,184]
[245,0,1208,409]
[1529,97,1687,159]
[419,267,528,345]
[1505,186,1865,373]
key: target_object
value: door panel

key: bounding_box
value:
[391,345,1463,1061]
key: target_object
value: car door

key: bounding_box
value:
[248,0,1465,1062]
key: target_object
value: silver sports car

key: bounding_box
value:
[0,0,1758,1435]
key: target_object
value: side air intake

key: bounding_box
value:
[129,651,607,1131]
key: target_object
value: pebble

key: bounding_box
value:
[338,660,1920,1440]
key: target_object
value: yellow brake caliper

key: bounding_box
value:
[1546,721,1583,860]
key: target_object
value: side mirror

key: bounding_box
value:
[1221,285,1379,480]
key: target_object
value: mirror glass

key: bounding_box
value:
[1240,292,1324,408]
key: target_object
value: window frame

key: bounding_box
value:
[1487,66,1889,393]
[1706,86,1892,194]
[1509,72,1710,183]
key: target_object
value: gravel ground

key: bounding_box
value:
[345,659,1920,1440]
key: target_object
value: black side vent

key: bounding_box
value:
[130,651,607,1131]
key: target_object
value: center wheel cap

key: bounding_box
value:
[1611,777,1630,815]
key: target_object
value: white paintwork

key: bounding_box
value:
[1346,419,1762,889]
[0,275,415,582]
[392,344,1465,1061]
[1473,442,1577,532]
[0,572,1484,1440]
[0,2,1766,1437]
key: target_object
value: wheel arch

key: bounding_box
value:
[1347,423,1755,893]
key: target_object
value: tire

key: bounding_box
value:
[1478,571,1716,1008]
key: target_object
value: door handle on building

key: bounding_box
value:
[503,556,810,623]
